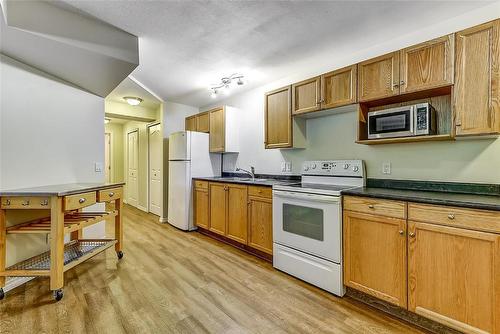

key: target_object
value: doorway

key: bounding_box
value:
[127,129,139,208]
[148,123,162,216]
[104,132,111,183]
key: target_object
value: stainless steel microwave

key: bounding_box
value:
[367,103,436,139]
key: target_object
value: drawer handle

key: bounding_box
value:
[22,200,30,206]
[40,199,49,206]
[447,214,455,220]
[368,204,375,209]
[79,198,86,204]
[4,199,11,206]
[409,232,416,238]
[109,192,115,197]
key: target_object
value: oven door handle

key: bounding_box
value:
[273,190,340,203]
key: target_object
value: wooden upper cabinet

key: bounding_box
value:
[400,34,454,94]
[321,65,358,109]
[408,221,500,334]
[292,76,321,115]
[209,108,225,152]
[265,86,292,149]
[185,116,197,131]
[226,184,248,244]
[208,182,226,235]
[196,112,210,133]
[343,210,407,307]
[358,52,400,102]
[455,19,500,136]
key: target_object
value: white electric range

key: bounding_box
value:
[272,160,365,296]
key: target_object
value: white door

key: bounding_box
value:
[148,124,162,216]
[127,130,139,207]
[104,132,111,183]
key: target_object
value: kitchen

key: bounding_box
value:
[1,1,500,334]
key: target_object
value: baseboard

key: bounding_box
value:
[159,216,168,223]
[4,276,34,293]
[137,205,148,213]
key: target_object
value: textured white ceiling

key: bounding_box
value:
[59,0,494,107]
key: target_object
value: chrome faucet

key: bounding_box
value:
[236,166,255,181]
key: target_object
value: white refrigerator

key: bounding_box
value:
[167,131,221,230]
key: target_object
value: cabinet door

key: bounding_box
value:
[358,52,400,102]
[343,211,407,307]
[185,116,197,131]
[208,183,226,235]
[226,184,248,244]
[194,188,209,229]
[197,112,210,133]
[265,86,292,149]
[400,34,454,94]
[455,20,500,136]
[408,221,500,334]
[248,196,273,254]
[209,108,225,152]
[321,65,357,109]
[292,76,321,115]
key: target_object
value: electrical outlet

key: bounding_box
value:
[382,162,391,175]
[95,162,103,173]
[285,162,292,172]
[281,162,287,172]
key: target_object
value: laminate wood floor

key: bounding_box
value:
[0,205,426,334]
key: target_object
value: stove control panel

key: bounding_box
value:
[302,160,364,177]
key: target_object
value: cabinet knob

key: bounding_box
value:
[109,192,115,197]
[4,199,10,206]
[409,232,416,238]
[368,204,375,209]
[22,200,30,206]
[79,198,86,204]
[392,83,399,88]
[40,199,49,206]
[447,213,455,220]
[399,230,405,235]
[400,80,405,85]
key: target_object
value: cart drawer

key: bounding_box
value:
[248,185,272,199]
[343,196,406,219]
[97,187,123,202]
[194,180,208,190]
[1,196,51,209]
[408,202,500,234]
[64,192,96,211]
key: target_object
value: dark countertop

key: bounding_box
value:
[343,187,500,212]
[0,182,125,197]
[194,176,299,187]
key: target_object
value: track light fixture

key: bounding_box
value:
[209,73,244,98]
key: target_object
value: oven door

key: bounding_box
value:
[273,190,341,263]
[368,106,415,139]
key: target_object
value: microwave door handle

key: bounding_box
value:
[273,190,340,203]
[410,106,416,135]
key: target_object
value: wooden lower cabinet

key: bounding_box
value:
[248,195,273,255]
[208,183,227,235]
[343,210,408,307]
[194,186,209,229]
[408,221,500,334]
[226,184,248,244]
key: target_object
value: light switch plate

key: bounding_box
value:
[382,162,391,175]
[95,162,103,173]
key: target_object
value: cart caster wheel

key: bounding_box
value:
[53,289,63,301]
[0,288,4,300]
[117,251,124,259]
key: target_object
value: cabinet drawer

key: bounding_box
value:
[408,202,500,234]
[343,196,406,219]
[1,196,51,209]
[194,180,208,190]
[64,192,96,211]
[97,187,122,202]
[248,185,272,199]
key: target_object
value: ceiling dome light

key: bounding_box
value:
[123,96,143,106]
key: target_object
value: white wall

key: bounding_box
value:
[161,101,198,221]
[201,6,500,184]
[0,54,105,272]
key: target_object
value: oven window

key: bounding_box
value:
[283,204,324,241]
[369,110,411,134]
